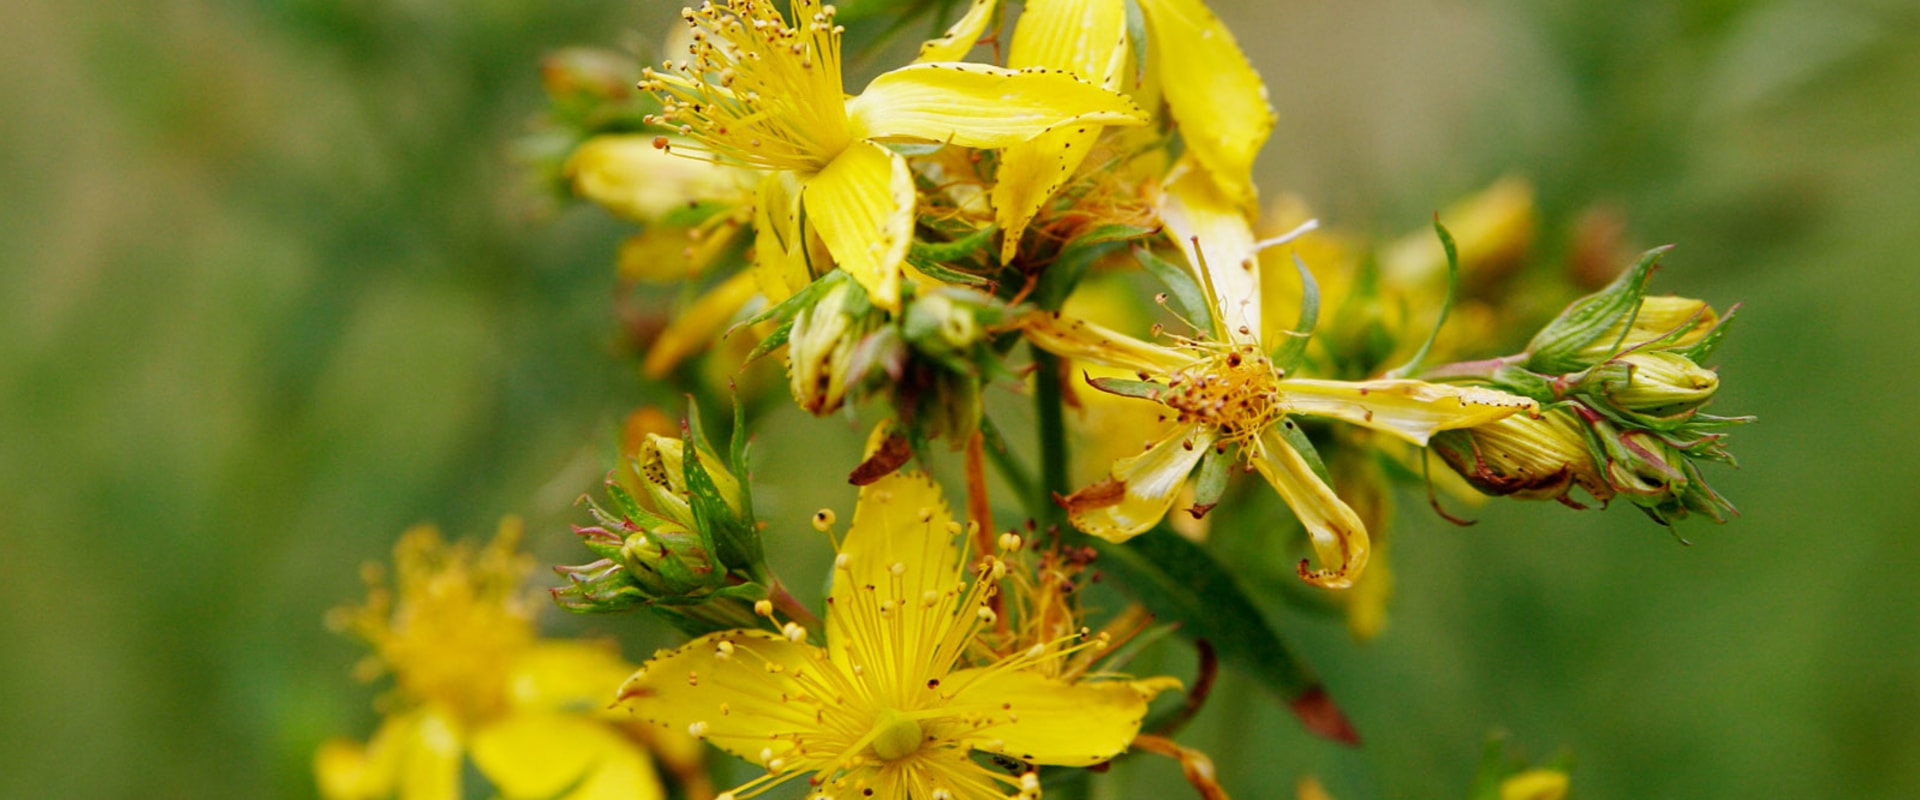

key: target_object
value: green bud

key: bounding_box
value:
[630,433,743,528]
[1572,296,1719,363]
[618,525,723,598]
[788,280,880,415]
[1596,352,1718,415]
[1525,247,1668,373]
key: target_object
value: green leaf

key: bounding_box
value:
[1134,245,1214,333]
[1090,527,1356,744]
[1384,219,1459,379]
[1269,253,1320,372]
[1030,224,1157,310]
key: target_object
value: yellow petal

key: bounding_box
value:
[397,708,464,800]
[642,270,761,378]
[1162,162,1261,345]
[1021,312,1190,374]
[992,0,1131,261]
[805,142,914,310]
[616,630,824,764]
[470,713,662,800]
[752,172,814,303]
[915,0,999,63]
[316,717,409,800]
[1280,379,1536,446]
[847,63,1146,148]
[993,125,1103,263]
[1008,0,1129,78]
[942,668,1150,766]
[505,641,636,715]
[1137,0,1274,209]
[827,469,967,673]
[1066,423,1215,542]
[1249,430,1370,589]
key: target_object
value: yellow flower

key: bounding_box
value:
[616,470,1172,799]
[643,0,1148,310]
[1030,171,1536,588]
[942,0,1274,260]
[318,519,686,800]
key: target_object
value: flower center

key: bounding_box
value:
[640,0,853,172]
[869,708,925,762]
[1160,345,1283,448]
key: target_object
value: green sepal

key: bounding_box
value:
[1273,417,1334,486]
[1269,253,1321,372]
[1085,375,1163,400]
[1526,245,1671,373]
[910,224,998,265]
[1134,245,1215,334]
[736,270,847,331]
[1676,303,1739,363]
[745,316,793,364]
[681,403,764,581]
[1188,446,1232,518]
[906,257,994,288]
[1384,219,1459,379]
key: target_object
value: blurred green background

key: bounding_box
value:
[3,0,1917,797]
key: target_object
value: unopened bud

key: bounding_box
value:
[632,434,744,527]
[1573,295,1719,362]
[1432,408,1612,505]
[788,281,880,415]
[1596,351,1718,415]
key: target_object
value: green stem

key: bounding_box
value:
[1032,345,1070,531]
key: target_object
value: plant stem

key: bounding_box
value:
[1032,344,1070,531]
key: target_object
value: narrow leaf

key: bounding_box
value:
[1384,219,1458,379]
[1269,253,1320,371]
[1134,245,1214,333]
[1090,527,1359,745]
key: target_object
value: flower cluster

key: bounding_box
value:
[319,1,1757,798]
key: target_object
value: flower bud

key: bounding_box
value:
[1572,295,1718,362]
[618,525,722,598]
[1595,351,1718,415]
[629,434,744,527]
[1431,408,1612,505]
[902,289,991,354]
[788,281,879,415]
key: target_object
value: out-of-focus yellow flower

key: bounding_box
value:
[616,470,1174,799]
[642,0,1147,310]
[318,520,695,800]
[1029,173,1536,588]
[1500,768,1571,800]
[568,134,751,223]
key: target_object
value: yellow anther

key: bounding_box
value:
[812,508,836,531]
